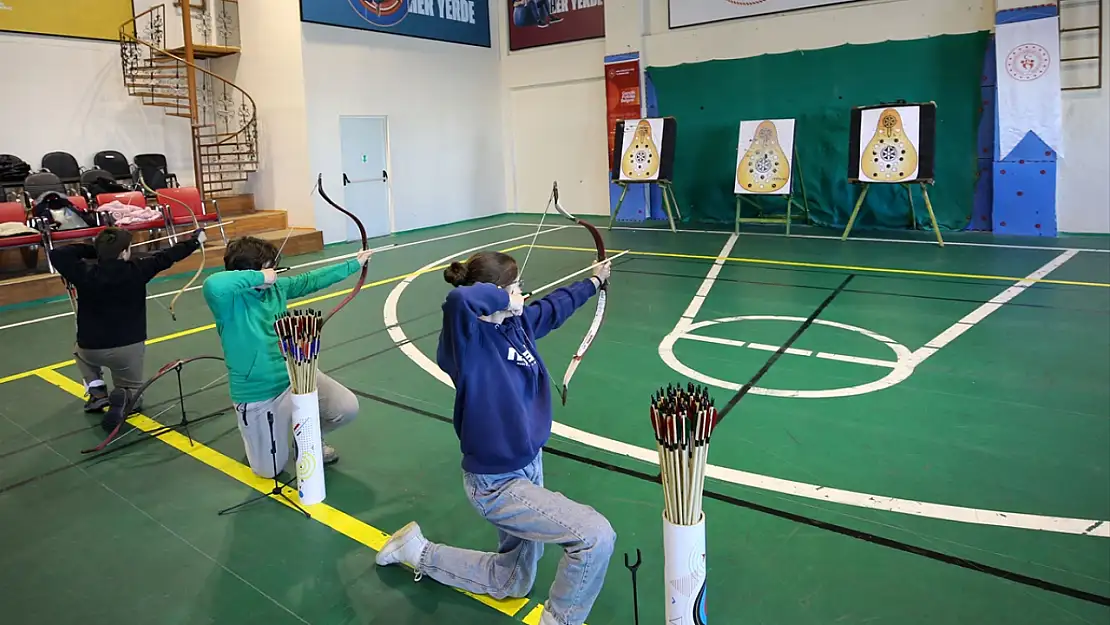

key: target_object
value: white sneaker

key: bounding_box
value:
[376,521,428,578]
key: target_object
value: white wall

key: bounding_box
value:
[502,39,608,215]
[0,32,193,185]
[1057,0,1110,233]
[211,0,314,226]
[300,1,506,243]
[644,0,994,65]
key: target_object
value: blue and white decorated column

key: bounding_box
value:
[992,5,1064,236]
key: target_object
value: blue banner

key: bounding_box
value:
[300,0,491,48]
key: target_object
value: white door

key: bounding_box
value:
[339,115,391,240]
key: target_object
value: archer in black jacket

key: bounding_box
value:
[49,227,203,429]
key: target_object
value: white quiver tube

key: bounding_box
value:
[663,512,707,625]
[291,390,325,505]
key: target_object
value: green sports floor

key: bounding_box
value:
[1,216,1108,625]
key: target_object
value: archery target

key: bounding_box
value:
[735,119,795,195]
[848,102,937,184]
[611,117,678,183]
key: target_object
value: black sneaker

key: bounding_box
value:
[100,388,132,433]
[549,14,563,23]
[84,386,109,413]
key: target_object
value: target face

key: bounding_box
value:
[857,106,920,183]
[736,118,795,195]
[618,119,665,181]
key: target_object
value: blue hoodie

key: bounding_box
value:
[437,279,599,475]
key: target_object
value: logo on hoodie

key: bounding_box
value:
[507,346,537,368]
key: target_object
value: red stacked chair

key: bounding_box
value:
[157,186,227,245]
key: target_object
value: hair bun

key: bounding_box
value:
[444,261,468,286]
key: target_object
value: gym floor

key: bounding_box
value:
[1,216,1107,625]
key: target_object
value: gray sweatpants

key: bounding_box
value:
[233,372,359,478]
[74,342,145,392]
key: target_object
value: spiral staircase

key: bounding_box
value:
[120,3,256,197]
[0,2,326,304]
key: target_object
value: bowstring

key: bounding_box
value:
[516,184,556,289]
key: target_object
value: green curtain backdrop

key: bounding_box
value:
[647,32,990,231]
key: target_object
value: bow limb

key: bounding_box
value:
[316,173,368,325]
[549,181,608,404]
[80,355,226,453]
[142,178,205,322]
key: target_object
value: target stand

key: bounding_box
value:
[607,117,681,233]
[841,181,944,247]
[842,101,944,247]
[609,180,682,233]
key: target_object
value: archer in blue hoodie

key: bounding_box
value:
[376,250,616,625]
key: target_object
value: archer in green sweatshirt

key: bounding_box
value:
[202,236,373,474]
[202,257,361,404]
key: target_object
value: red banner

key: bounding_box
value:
[508,0,605,51]
[605,55,643,165]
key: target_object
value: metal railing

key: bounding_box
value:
[119,4,257,196]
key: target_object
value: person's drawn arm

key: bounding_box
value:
[523,278,598,341]
[277,259,361,300]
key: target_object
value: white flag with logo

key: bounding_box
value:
[995,16,1063,159]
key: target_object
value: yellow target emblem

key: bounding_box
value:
[621,120,661,180]
[737,121,790,193]
[862,108,918,182]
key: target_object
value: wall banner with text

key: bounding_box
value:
[669,0,865,29]
[300,0,491,48]
[508,0,605,51]
[605,53,643,166]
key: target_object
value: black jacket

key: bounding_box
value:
[49,239,201,349]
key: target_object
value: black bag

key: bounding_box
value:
[33,193,98,231]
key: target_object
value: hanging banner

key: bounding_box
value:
[300,0,491,48]
[995,14,1063,158]
[605,53,643,166]
[508,0,605,51]
[0,0,134,41]
[669,0,866,29]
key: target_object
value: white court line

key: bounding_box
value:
[385,231,1110,537]
[678,233,739,326]
[815,352,898,368]
[683,334,747,348]
[682,334,898,367]
[518,221,1110,254]
[912,250,1079,363]
[0,221,525,333]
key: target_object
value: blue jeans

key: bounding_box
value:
[417,452,616,625]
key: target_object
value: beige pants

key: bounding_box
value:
[233,372,359,478]
[74,342,145,392]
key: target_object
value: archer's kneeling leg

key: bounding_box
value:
[315,372,359,432]
[235,392,293,479]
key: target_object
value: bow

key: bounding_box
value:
[549,181,608,404]
[137,173,204,321]
[81,355,227,453]
[315,173,368,325]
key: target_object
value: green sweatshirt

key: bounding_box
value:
[201,259,361,403]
